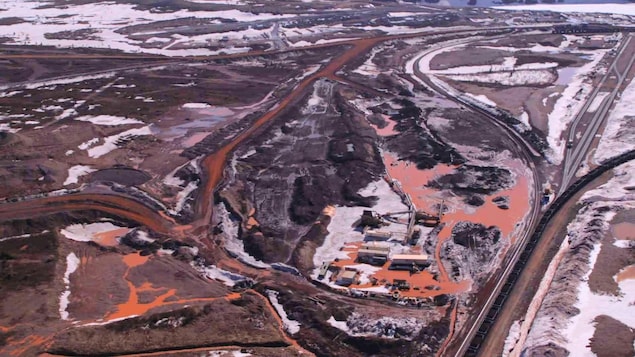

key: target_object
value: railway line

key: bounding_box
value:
[467,149,635,356]
[407,35,544,357]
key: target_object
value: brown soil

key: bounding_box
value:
[48,291,287,356]
[588,213,635,295]
[590,315,635,357]
[429,47,512,70]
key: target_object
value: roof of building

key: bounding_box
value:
[340,270,357,279]
[391,254,430,261]
[358,248,390,256]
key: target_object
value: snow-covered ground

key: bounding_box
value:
[182,103,213,109]
[594,76,635,163]
[193,261,249,287]
[60,222,130,244]
[546,49,609,164]
[63,165,96,186]
[216,203,269,269]
[587,92,609,113]
[266,289,300,334]
[311,179,408,273]
[75,115,143,126]
[0,1,294,56]
[494,3,635,16]
[59,252,80,320]
[80,125,153,158]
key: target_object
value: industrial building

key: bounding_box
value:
[364,228,392,240]
[336,269,358,286]
[357,242,391,266]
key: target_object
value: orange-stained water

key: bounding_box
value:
[616,265,635,282]
[377,131,530,292]
[122,252,150,268]
[332,243,469,298]
[375,115,399,136]
[94,227,129,247]
[613,222,635,240]
[105,253,226,322]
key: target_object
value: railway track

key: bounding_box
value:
[465,149,635,356]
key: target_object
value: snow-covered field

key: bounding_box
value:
[494,3,635,16]
[79,125,153,158]
[75,115,143,126]
[546,49,609,164]
[594,76,635,163]
[0,0,293,56]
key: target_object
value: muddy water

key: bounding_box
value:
[182,131,211,148]
[376,115,399,136]
[556,67,577,85]
[377,124,530,293]
[106,253,227,321]
[616,265,635,282]
[94,227,129,247]
[613,222,635,240]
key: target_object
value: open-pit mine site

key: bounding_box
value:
[1,1,634,356]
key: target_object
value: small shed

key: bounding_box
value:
[336,269,357,286]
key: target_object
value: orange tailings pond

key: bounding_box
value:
[104,253,228,321]
[332,121,531,297]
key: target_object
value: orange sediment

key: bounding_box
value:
[332,243,469,298]
[4,334,50,356]
[436,300,458,357]
[195,39,380,228]
[616,265,635,282]
[105,253,227,321]
[94,227,129,247]
[613,222,635,240]
[380,142,530,291]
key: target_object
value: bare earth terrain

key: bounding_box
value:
[0,1,634,357]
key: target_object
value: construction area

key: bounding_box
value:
[314,177,450,303]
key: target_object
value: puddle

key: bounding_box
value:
[616,265,635,282]
[556,67,577,85]
[94,227,129,247]
[182,131,211,148]
[376,115,399,136]
[379,148,530,294]
[613,222,635,240]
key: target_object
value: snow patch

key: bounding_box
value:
[594,77,635,163]
[266,289,301,334]
[216,203,269,269]
[75,115,143,126]
[59,252,80,320]
[86,125,153,158]
[63,165,96,185]
[60,222,129,243]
